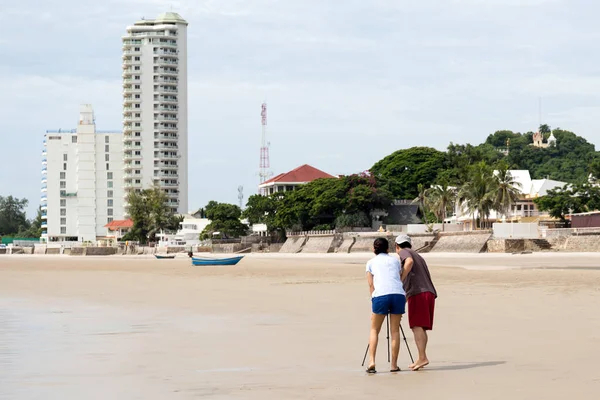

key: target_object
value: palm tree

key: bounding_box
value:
[425,181,456,231]
[493,164,522,221]
[459,162,496,229]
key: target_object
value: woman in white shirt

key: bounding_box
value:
[365,237,406,373]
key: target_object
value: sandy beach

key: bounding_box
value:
[1,252,599,399]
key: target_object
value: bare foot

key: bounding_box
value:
[410,359,429,371]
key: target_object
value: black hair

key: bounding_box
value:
[373,238,389,255]
[397,242,412,249]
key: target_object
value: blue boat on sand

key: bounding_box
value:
[191,255,244,266]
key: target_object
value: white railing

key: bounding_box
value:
[286,230,337,236]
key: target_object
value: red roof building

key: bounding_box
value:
[259,164,337,195]
[103,219,133,239]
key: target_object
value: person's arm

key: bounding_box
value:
[401,257,413,281]
[367,272,375,296]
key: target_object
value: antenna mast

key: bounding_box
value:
[259,102,273,194]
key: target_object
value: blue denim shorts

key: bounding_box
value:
[372,294,406,315]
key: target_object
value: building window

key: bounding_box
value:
[134,151,141,156]
[135,161,141,165]
[135,104,141,109]
[134,85,140,89]
[60,172,66,179]
[105,154,109,161]
[135,94,140,99]
[60,199,66,207]
[286,186,294,191]
[107,209,113,216]
[105,136,109,143]
[134,74,140,78]
[60,181,66,189]
[107,172,113,180]
[107,181,113,188]
[135,179,141,184]
[107,190,113,198]
[60,209,66,216]
[72,136,77,143]
[135,132,141,136]
[60,227,66,234]
[63,154,68,161]
[135,141,141,146]
[106,163,110,170]
[134,123,141,127]
[134,56,140,61]
[105,145,109,152]
[63,163,67,171]
[135,170,141,175]
[60,218,66,225]
[134,66,140,70]
[135,113,141,118]
[107,217,113,223]
[107,199,113,207]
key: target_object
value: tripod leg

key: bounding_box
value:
[386,314,390,363]
[361,344,369,366]
[400,323,415,364]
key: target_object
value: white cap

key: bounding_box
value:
[395,234,412,245]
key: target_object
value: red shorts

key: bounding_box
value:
[407,291,435,331]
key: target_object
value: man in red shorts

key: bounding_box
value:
[395,234,437,371]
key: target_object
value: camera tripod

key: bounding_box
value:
[361,314,414,367]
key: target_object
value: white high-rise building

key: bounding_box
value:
[122,12,188,214]
[40,105,124,243]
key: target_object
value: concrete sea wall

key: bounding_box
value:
[431,231,492,253]
[279,237,307,253]
[301,236,335,253]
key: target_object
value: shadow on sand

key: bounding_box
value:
[427,361,506,371]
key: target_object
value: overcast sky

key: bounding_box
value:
[1,0,599,216]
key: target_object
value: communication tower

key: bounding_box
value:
[238,186,244,209]
[258,102,273,194]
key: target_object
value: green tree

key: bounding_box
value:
[123,187,179,243]
[492,163,522,220]
[0,196,30,236]
[425,180,456,230]
[200,202,248,239]
[17,207,43,238]
[589,159,600,183]
[458,162,497,228]
[370,147,447,199]
[534,183,600,220]
[539,124,551,134]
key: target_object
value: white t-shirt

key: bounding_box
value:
[366,253,405,298]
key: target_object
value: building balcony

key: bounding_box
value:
[155,58,178,66]
[154,172,179,178]
[156,163,178,170]
[155,106,178,112]
[42,151,47,156]
[156,181,179,187]
[41,178,47,184]
[157,40,177,47]
[155,115,178,122]
[41,195,47,201]
[123,87,142,95]
[41,222,48,228]
[155,134,178,142]
[41,205,48,211]
[124,152,143,160]
[123,116,142,123]
[156,87,178,94]
[124,144,143,150]
[125,182,143,189]
[157,154,180,160]
[154,144,178,150]
[41,214,47,220]
[122,59,142,67]
[122,39,143,47]
[122,69,134,77]
[41,168,47,174]
[154,79,178,85]
[60,192,77,198]
[156,97,178,104]
[154,68,178,76]
[122,49,142,56]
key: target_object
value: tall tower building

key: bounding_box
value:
[41,105,124,243]
[122,12,188,214]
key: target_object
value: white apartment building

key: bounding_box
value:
[122,12,188,214]
[41,105,124,243]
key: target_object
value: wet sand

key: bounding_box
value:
[1,253,599,399]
